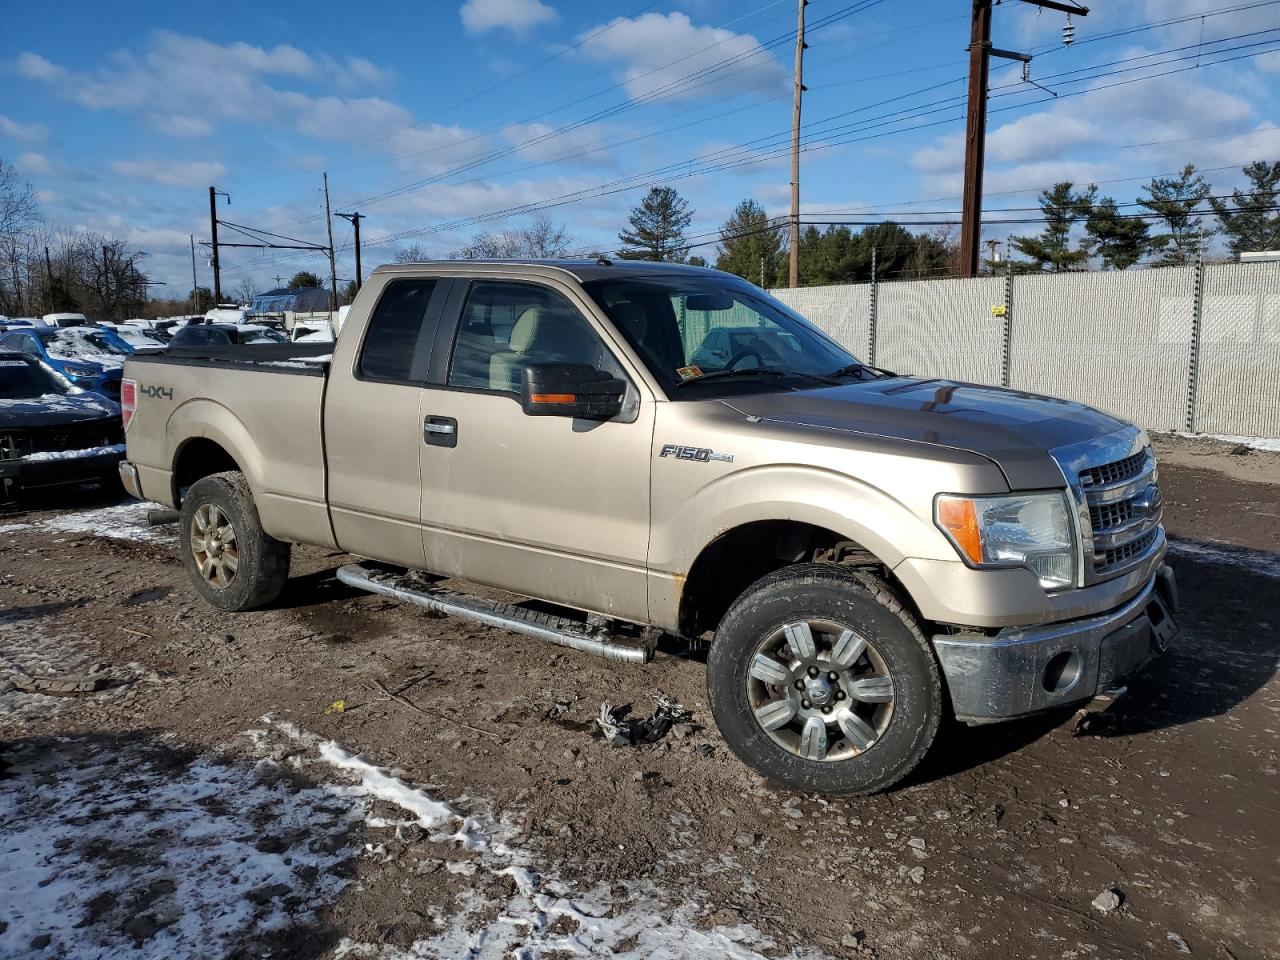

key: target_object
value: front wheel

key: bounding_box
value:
[179,471,290,611]
[707,564,941,795]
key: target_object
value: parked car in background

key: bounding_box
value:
[0,351,123,497]
[0,325,132,399]
[107,326,167,351]
[169,323,288,347]
[43,312,90,328]
[290,319,334,342]
[0,318,48,334]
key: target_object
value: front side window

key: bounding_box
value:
[583,274,870,399]
[448,281,623,394]
[357,279,438,381]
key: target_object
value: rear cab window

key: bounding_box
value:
[356,278,441,383]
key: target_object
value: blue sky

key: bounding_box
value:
[3,0,1279,295]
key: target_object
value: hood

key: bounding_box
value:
[725,377,1129,489]
[0,390,121,429]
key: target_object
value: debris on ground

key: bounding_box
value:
[1167,931,1192,953]
[1092,888,1124,914]
[596,691,693,746]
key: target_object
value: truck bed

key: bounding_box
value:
[123,343,336,548]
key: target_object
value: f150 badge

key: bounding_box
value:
[659,444,733,463]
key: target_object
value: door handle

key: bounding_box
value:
[423,415,457,448]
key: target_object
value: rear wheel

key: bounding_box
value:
[179,471,289,611]
[707,564,941,795]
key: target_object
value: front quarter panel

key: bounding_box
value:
[646,398,1009,631]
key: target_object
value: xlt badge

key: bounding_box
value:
[659,444,733,463]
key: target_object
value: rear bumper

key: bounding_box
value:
[0,448,124,489]
[933,565,1180,723]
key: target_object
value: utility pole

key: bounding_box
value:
[190,234,198,313]
[788,0,807,288]
[337,212,363,291]
[209,186,230,304]
[44,245,54,314]
[959,0,1087,277]
[323,173,338,313]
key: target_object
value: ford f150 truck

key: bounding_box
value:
[119,260,1180,794]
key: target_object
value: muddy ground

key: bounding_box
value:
[1,432,1277,960]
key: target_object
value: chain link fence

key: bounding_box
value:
[771,262,1280,438]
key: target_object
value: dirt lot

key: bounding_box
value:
[1,433,1278,960]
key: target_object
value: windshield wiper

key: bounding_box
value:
[674,368,838,388]
[826,362,896,380]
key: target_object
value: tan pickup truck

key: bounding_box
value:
[119,259,1180,794]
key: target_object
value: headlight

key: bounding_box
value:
[935,492,1078,590]
[63,365,98,379]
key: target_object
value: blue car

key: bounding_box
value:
[0,325,132,400]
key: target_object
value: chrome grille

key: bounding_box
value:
[1080,450,1147,488]
[1079,447,1163,577]
[1097,528,1159,570]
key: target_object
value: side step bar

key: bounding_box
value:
[336,564,653,664]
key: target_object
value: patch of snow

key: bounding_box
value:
[0,736,358,960]
[1168,538,1280,579]
[0,608,99,726]
[316,741,458,830]
[0,391,111,414]
[38,500,172,545]
[1175,432,1280,452]
[0,522,34,534]
[23,443,124,462]
[262,720,828,960]
[42,329,128,369]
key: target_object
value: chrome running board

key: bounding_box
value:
[336,563,653,663]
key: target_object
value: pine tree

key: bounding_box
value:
[1085,197,1150,270]
[617,187,693,262]
[1138,163,1214,266]
[714,199,784,285]
[1009,182,1095,272]
[1209,160,1280,256]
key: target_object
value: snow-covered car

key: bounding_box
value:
[110,327,167,351]
[290,320,334,342]
[42,312,90,328]
[0,326,132,399]
[169,324,288,348]
[0,352,124,497]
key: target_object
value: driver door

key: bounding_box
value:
[416,277,654,623]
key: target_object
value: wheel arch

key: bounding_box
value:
[676,518,922,640]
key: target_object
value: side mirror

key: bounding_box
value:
[520,363,626,420]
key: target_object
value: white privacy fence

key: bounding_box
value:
[771,261,1280,438]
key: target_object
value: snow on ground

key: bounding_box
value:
[18,499,174,545]
[1176,432,1280,452]
[264,719,827,960]
[0,735,359,960]
[0,606,101,726]
[1168,538,1280,579]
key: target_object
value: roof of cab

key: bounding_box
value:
[370,258,726,284]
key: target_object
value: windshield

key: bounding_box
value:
[583,274,864,398]
[0,358,71,399]
[41,328,131,360]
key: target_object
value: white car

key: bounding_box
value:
[43,312,90,328]
[290,320,334,342]
[113,327,166,350]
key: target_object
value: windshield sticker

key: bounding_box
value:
[0,360,29,367]
[676,365,703,380]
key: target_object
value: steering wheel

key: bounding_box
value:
[723,348,763,370]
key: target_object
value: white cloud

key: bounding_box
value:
[0,114,49,144]
[578,12,788,103]
[460,0,558,35]
[16,152,52,175]
[14,33,489,174]
[111,158,228,187]
[501,122,615,167]
[1255,50,1280,73]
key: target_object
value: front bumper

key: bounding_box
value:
[932,565,1180,723]
[0,448,124,490]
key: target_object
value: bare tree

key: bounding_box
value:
[233,277,258,305]
[393,243,432,263]
[450,214,575,260]
[0,157,42,316]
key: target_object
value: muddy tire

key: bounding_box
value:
[179,471,290,612]
[707,563,941,795]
